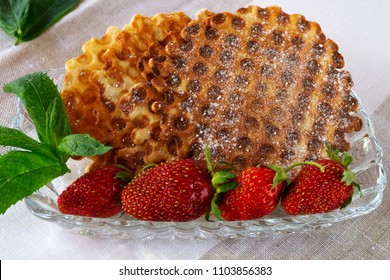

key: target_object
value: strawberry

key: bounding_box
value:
[281,144,361,215]
[58,165,130,218]
[121,159,213,222]
[216,165,286,221]
[203,146,290,221]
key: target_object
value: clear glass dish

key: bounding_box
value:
[11,68,387,239]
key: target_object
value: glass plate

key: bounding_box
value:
[11,68,387,239]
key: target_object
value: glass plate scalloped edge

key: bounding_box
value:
[13,68,387,240]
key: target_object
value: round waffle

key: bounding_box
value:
[60,12,191,172]
[138,6,362,171]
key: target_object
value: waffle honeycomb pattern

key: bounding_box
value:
[61,12,191,171]
[139,6,362,170]
[62,6,362,173]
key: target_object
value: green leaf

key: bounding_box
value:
[45,97,70,145]
[205,207,212,221]
[0,126,54,157]
[0,150,67,214]
[267,163,289,188]
[0,0,29,35]
[16,0,80,44]
[341,170,356,186]
[57,134,112,157]
[45,97,60,146]
[114,165,133,183]
[115,171,133,183]
[342,152,353,168]
[212,170,236,186]
[354,182,363,197]
[210,193,224,221]
[340,174,362,209]
[204,145,214,174]
[0,0,80,45]
[0,71,118,215]
[45,97,72,163]
[340,194,353,209]
[216,182,238,193]
[3,72,71,144]
[325,142,343,165]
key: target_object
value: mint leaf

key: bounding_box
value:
[45,97,60,147]
[0,126,55,158]
[0,71,113,215]
[57,134,112,157]
[16,0,80,44]
[46,97,69,146]
[0,0,80,45]
[3,72,71,144]
[0,150,67,214]
[0,125,42,151]
[0,0,29,36]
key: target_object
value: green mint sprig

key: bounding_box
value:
[0,72,111,214]
[0,0,80,45]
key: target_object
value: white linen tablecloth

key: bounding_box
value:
[0,0,389,259]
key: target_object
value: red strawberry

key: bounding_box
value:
[282,144,361,215]
[121,159,213,222]
[203,146,288,221]
[58,165,129,217]
[215,165,285,221]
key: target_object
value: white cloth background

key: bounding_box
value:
[0,0,389,259]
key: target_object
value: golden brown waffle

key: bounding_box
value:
[61,12,191,172]
[137,5,362,171]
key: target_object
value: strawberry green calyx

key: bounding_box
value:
[279,150,360,206]
[209,170,238,221]
[204,146,298,221]
[282,143,363,215]
[204,145,237,221]
[262,161,324,190]
[114,164,133,183]
[325,142,352,167]
[264,163,291,189]
[325,142,362,200]
[136,163,158,176]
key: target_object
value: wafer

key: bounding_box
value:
[60,12,191,172]
[137,5,362,171]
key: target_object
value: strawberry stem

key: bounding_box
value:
[204,145,236,222]
[114,165,133,183]
[265,163,290,189]
[204,145,237,190]
[283,161,325,173]
[325,142,353,169]
[325,142,343,165]
[204,145,214,174]
[133,163,158,178]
